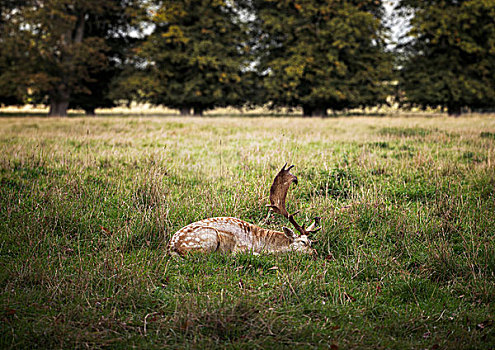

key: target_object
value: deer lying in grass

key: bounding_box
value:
[168,164,320,256]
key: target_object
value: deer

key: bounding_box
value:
[168,164,321,256]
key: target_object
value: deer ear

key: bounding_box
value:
[283,226,296,240]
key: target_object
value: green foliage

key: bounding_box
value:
[0,0,143,115]
[252,0,394,116]
[69,1,145,114]
[397,0,495,115]
[3,1,495,115]
[130,0,253,115]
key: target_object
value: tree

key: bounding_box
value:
[0,0,28,106]
[69,65,120,116]
[397,0,495,115]
[0,0,142,116]
[69,5,144,115]
[136,0,252,116]
[251,0,393,116]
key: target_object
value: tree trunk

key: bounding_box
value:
[48,86,70,117]
[179,107,191,116]
[193,107,204,116]
[303,106,327,117]
[48,14,85,118]
[49,99,70,117]
[48,81,71,117]
[311,107,328,117]
[302,106,313,117]
[447,105,461,116]
[84,107,96,116]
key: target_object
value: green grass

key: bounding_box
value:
[1,115,494,349]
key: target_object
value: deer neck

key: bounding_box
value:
[249,224,293,253]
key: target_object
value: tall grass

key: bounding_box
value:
[1,115,494,349]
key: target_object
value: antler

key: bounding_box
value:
[267,164,321,236]
[267,163,297,217]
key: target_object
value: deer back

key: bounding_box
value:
[168,217,310,256]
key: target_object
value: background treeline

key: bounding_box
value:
[0,0,494,116]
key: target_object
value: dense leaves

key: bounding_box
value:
[252,0,393,116]
[397,0,495,115]
[1,0,495,115]
[132,0,252,115]
[0,0,143,116]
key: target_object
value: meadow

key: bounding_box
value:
[1,115,494,349]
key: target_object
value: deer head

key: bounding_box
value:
[267,164,321,253]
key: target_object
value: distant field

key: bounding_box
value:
[1,115,494,349]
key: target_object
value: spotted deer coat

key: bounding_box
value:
[168,217,314,256]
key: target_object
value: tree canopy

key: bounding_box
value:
[0,0,143,116]
[397,0,495,115]
[132,0,252,116]
[1,0,495,116]
[251,0,393,116]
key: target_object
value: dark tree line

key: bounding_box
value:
[1,0,494,116]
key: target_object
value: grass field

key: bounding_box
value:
[1,115,494,349]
